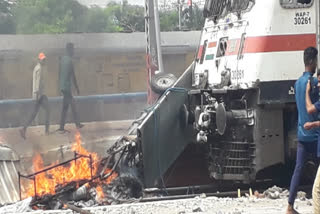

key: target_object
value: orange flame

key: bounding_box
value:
[24,132,116,198]
[95,185,104,200]
[103,168,118,184]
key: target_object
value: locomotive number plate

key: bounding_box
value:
[294,11,311,25]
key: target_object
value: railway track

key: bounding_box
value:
[140,183,313,203]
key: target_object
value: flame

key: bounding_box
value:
[95,185,104,200]
[25,154,56,196]
[103,168,118,184]
[24,132,116,198]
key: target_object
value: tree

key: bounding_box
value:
[160,10,179,31]
[4,0,204,34]
[0,0,16,34]
[191,4,205,30]
[0,0,11,15]
[84,7,120,33]
[106,2,145,32]
[13,0,123,34]
[13,0,88,34]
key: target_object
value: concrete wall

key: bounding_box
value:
[0,93,147,128]
[0,32,200,99]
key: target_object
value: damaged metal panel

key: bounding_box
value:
[174,62,194,89]
[138,63,195,187]
[0,145,21,205]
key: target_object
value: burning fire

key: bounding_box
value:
[95,185,104,200]
[95,168,118,201]
[24,132,117,198]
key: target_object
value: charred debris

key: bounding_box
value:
[17,135,144,211]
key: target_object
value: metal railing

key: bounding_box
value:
[18,152,93,200]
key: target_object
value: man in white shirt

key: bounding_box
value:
[20,53,50,139]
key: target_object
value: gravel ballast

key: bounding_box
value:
[3,195,313,214]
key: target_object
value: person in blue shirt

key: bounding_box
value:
[303,72,320,214]
[287,47,319,214]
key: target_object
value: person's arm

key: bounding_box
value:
[71,63,79,95]
[32,66,40,100]
[58,56,62,94]
[304,100,320,129]
[306,80,317,114]
[304,79,320,130]
[304,121,320,130]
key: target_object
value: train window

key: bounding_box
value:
[280,0,313,8]
[216,37,228,58]
[203,0,255,19]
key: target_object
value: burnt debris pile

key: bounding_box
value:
[15,134,143,211]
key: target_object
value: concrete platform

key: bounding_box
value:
[0,120,132,171]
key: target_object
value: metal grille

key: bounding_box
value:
[209,141,255,181]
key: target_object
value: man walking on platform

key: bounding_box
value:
[58,43,83,132]
[20,53,50,139]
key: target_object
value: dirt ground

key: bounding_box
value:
[0,120,132,165]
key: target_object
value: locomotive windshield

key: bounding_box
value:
[280,0,313,8]
[203,0,255,20]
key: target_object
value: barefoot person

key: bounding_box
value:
[20,53,50,139]
[286,47,319,214]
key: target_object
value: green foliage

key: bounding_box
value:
[160,10,179,31]
[14,0,88,34]
[181,4,204,31]
[12,0,140,34]
[0,0,204,34]
[0,0,16,34]
[106,2,145,32]
[82,7,119,33]
[191,4,205,30]
[0,0,11,15]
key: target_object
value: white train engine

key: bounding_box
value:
[190,0,316,182]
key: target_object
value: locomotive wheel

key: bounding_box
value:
[151,73,177,94]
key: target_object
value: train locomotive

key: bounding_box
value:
[132,0,319,188]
